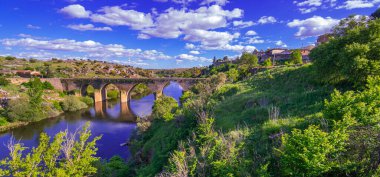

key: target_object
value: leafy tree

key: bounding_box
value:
[277,124,349,176]
[263,57,272,67]
[61,95,88,112]
[152,96,178,121]
[310,18,380,86]
[290,50,303,64]
[372,8,380,19]
[0,123,101,177]
[226,68,239,82]
[95,156,130,177]
[240,52,258,67]
[324,76,380,125]
[5,56,15,60]
[332,15,369,37]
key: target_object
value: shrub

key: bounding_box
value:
[324,77,380,125]
[213,84,240,100]
[80,96,94,106]
[152,96,178,121]
[226,68,239,82]
[43,81,54,90]
[61,95,88,112]
[263,57,272,67]
[0,76,10,86]
[277,125,348,176]
[0,116,8,126]
[5,56,15,60]
[290,49,303,64]
[106,90,119,100]
[52,101,62,111]
[7,97,42,122]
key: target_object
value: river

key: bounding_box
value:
[0,82,184,160]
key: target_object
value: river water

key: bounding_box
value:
[0,82,183,160]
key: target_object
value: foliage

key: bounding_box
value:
[5,56,15,60]
[152,96,178,121]
[372,8,380,19]
[324,77,380,125]
[310,18,380,86]
[240,52,259,67]
[213,84,240,101]
[130,83,151,100]
[0,116,8,126]
[0,123,101,177]
[226,68,239,82]
[263,57,272,67]
[61,95,88,112]
[277,124,349,176]
[95,156,130,177]
[107,89,119,100]
[290,49,303,64]
[0,76,10,86]
[80,96,94,106]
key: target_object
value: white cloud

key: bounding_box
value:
[275,40,287,48]
[257,16,277,24]
[176,54,211,62]
[336,0,379,9]
[287,16,340,38]
[233,20,255,28]
[299,7,318,14]
[200,0,230,6]
[90,6,154,30]
[67,24,112,31]
[185,43,196,49]
[183,29,239,48]
[295,0,323,7]
[190,50,200,54]
[245,30,257,36]
[27,24,41,29]
[59,4,91,18]
[1,37,172,61]
[247,37,264,44]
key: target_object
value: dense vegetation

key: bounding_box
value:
[1,9,380,177]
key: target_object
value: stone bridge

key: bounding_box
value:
[9,77,206,103]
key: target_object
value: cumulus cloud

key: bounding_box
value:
[247,37,264,44]
[336,0,380,9]
[233,20,255,28]
[59,4,91,18]
[190,50,200,54]
[176,54,211,62]
[245,30,257,36]
[287,16,339,38]
[90,6,154,30]
[67,24,112,31]
[257,16,277,24]
[1,37,171,61]
[27,24,41,29]
[294,0,337,13]
[275,40,287,48]
[200,0,230,6]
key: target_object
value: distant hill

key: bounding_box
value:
[0,56,154,78]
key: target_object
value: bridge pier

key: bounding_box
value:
[94,89,103,103]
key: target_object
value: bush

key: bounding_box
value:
[324,77,380,125]
[43,81,54,90]
[61,95,88,112]
[80,96,94,106]
[0,116,8,126]
[290,49,303,64]
[213,84,240,100]
[95,156,130,177]
[310,19,380,86]
[107,90,119,100]
[277,125,348,176]
[152,96,178,121]
[5,56,15,60]
[7,97,43,122]
[263,57,272,67]
[52,101,62,111]
[0,76,10,86]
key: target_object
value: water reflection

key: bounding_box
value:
[0,82,184,160]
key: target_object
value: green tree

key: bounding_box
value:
[0,76,10,86]
[262,57,272,67]
[310,18,380,86]
[152,96,179,121]
[61,95,88,112]
[240,52,258,68]
[226,68,239,82]
[0,123,101,177]
[372,8,380,19]
[290,50,303,64]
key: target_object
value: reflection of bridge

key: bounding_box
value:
[93,101,136,122]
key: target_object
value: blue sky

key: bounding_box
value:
[0,0,378,68]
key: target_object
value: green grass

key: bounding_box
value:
[213,64,334,175]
